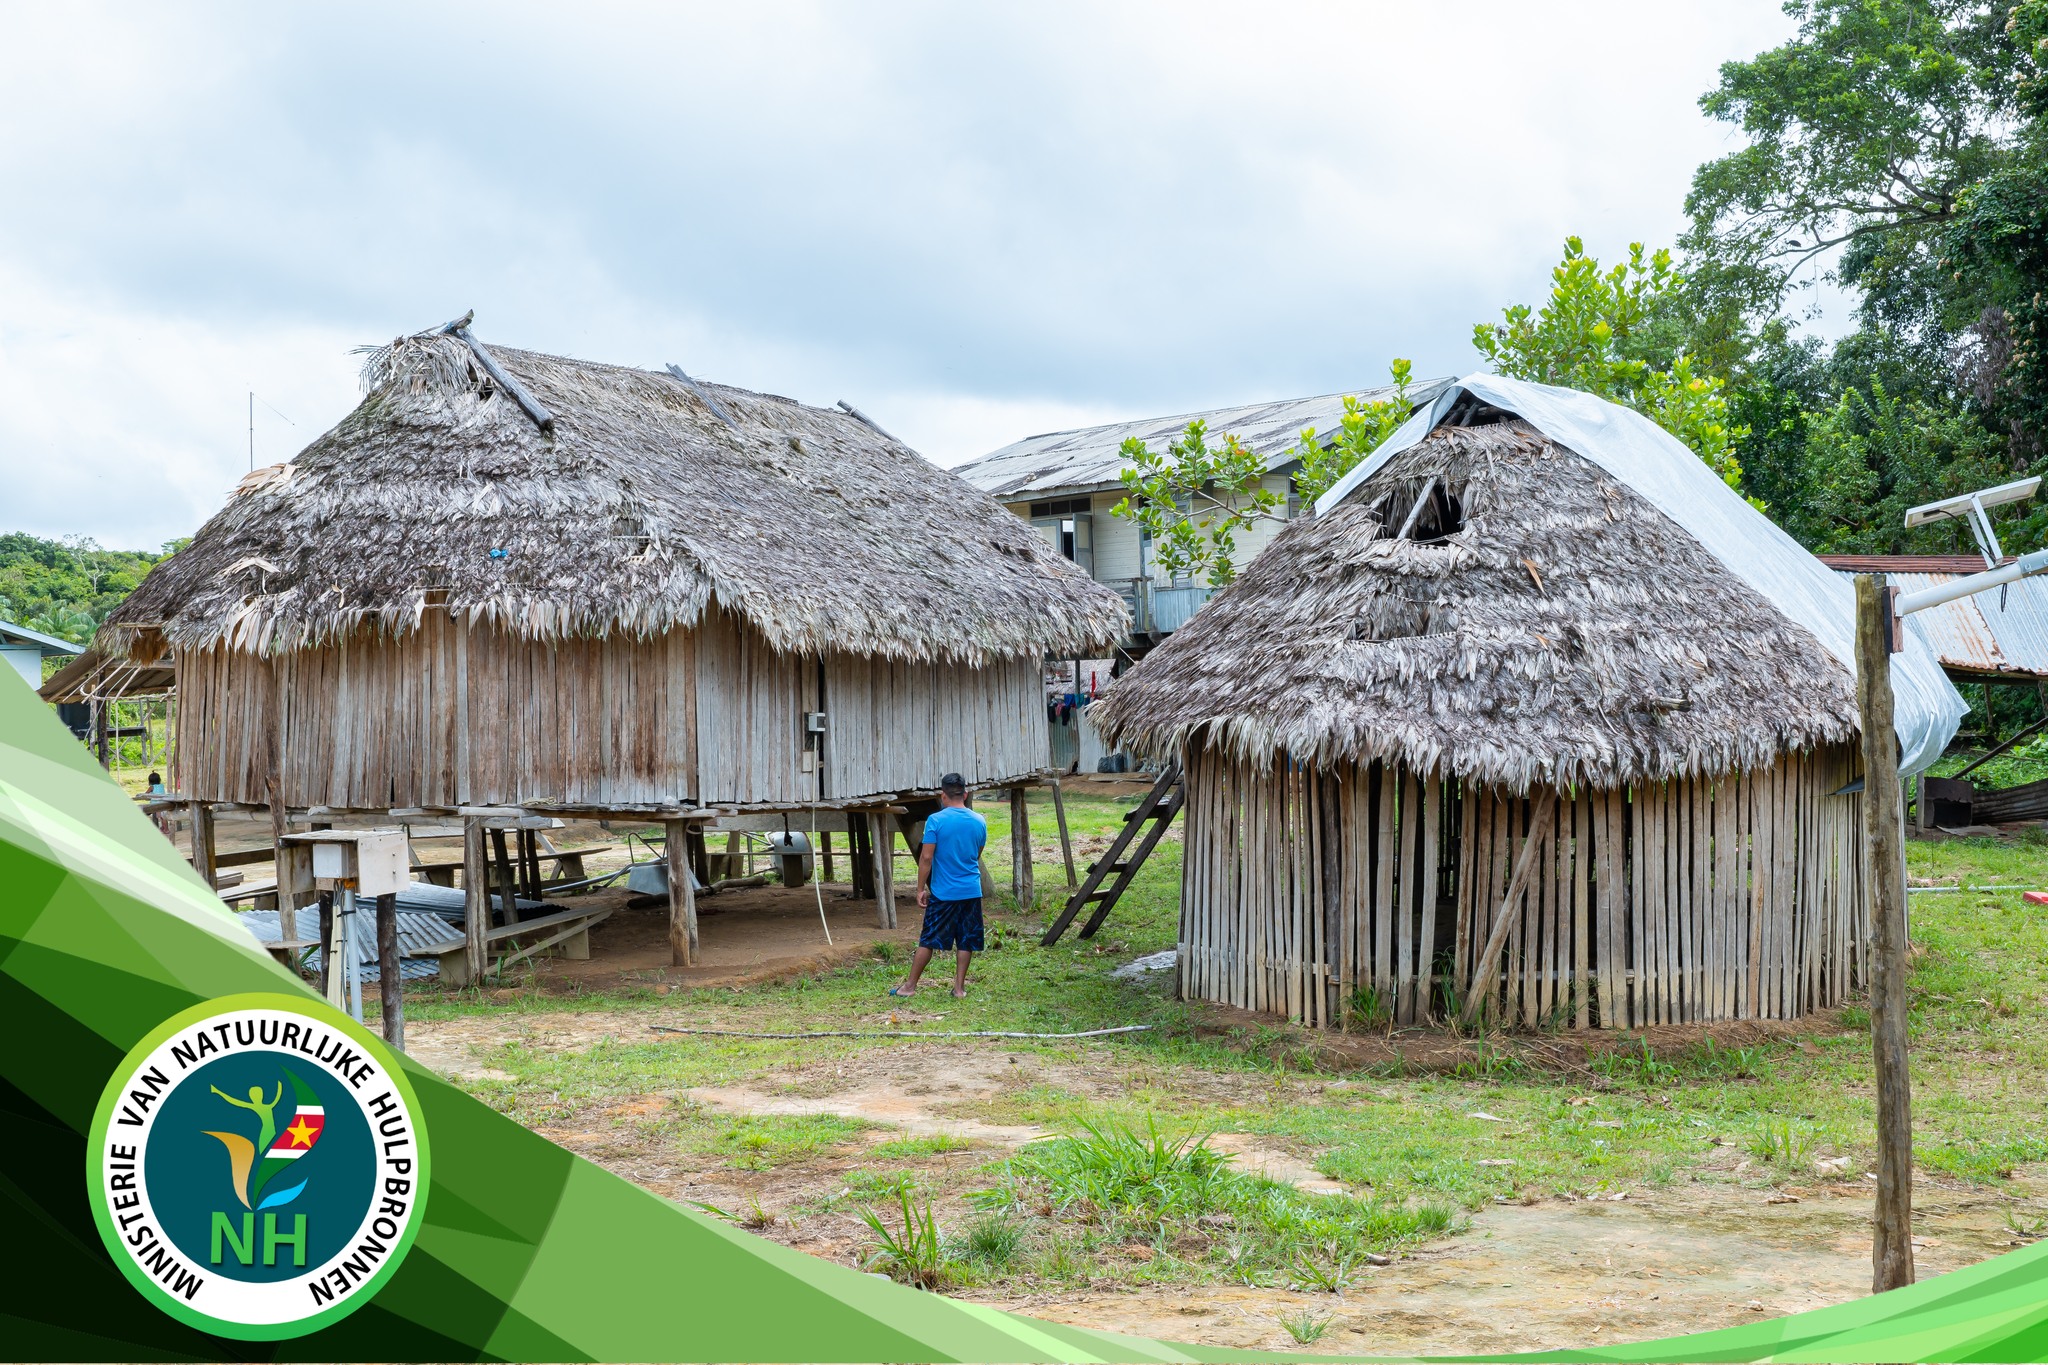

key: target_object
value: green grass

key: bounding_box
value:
[974,1118,1456,1287]
[415,791,2048,1291]
[871,1133,976,1159]
[704,1113,880,1170]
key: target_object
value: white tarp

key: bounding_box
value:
[1315,374,1967,775]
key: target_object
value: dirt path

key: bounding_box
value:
[407,1010,2039,1356]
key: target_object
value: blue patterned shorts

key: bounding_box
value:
[918,896,985,952]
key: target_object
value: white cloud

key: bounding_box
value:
[0,0,1799,544]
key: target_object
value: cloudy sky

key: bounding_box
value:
[3,2,1799,549]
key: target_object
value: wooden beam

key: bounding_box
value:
[1461,789,1558,1026]
[188,801,217,890]
[1010,787,1033,912]
[374,892,403,1051]
[868,811,897,929]
[1050,778,1077,891]
[665,818,697,966]
[1857,573,1915,1293]
[462,817,489,985]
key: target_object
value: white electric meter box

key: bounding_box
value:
[288,829,411,896]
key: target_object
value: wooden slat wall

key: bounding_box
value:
[175,612,1043,810]
[1177,740,1869,1030]
[822,651,1043,799]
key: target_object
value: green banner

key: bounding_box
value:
[4,669,2047,1363]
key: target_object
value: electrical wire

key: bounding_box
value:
[649,1023,1154,1041]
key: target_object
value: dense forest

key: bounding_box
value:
[0,533,171,644]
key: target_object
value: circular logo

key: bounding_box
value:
[86,994,432,1340]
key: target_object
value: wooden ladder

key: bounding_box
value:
[1040,760,1184,945]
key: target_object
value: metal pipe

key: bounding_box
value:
[1896,547,2048,616]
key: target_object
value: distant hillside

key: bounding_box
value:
[0,532,171,644]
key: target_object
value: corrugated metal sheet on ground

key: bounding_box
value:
[234,881,554,981]
[952,378,1453,499]
[1825,565,2048,677]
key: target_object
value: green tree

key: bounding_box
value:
[1111,420,1281,588]
[1781,380,2009,551]
[1473,237,1748,489]
[1683,0,2021,352]
[1286,359,1415,506]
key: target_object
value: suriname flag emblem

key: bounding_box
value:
[87,994,431,1339]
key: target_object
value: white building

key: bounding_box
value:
[953,378,1448,648]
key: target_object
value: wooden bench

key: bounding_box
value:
[425,904,615,986]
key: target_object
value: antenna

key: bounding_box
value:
[1903,476,2040,568]
[249,391,254,472]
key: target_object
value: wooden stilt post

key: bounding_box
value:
[490,827,518,929]
[1009,786,1033,913]
[188,801,217,890]
[1051,777,1078,892]
[316,891,335,997]
[822,830,835,882]
[375,892,404,1051]
[666,818,697,966]
[462,817,489,985]
[1857,574,1915,1294]
[868,811,896,928]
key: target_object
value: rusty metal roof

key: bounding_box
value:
[1820,556,2048,678]
[954,378,1454,500]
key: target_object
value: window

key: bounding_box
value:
[1030,512,1094,577]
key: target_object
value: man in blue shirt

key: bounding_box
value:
[891,772,988,999]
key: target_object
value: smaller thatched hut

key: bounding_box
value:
[1093,376,1963,1031]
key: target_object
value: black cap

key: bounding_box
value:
[939,772,966,795]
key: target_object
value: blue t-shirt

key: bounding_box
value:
[922,806,988,901]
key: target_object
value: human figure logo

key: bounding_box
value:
[87,994,431,1339]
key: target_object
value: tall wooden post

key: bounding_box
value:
[868,812,896,929]
[462,817,489,985]
[268,779,293,942]
[490,828,518,930]
[187,801,217,890]
[375,892,404,1051]
[1856,574,1915,1293]
[1050,778,1078,892]
[665,818,697,966]
[1009,787,1033,912]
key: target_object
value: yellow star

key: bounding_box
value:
[284,1117,318,1148]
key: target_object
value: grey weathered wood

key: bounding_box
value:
[375,892,404,1051]
[1051,778,1078,890]
[666,818,697,966]
[1856,573,1915,1294]
[444,321,554,431]
[666,363,739,429]
[1462,789,1558,1026]
[188,801,217,889]
[1010,787,1034,912]
[462,817,489,984]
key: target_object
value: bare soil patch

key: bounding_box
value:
[403,1008,2040,1355]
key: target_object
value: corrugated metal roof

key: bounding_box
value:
[0,619,85,656]
[239,906,457,982]
[1821,559,2048,678]
[953,378,1454,500]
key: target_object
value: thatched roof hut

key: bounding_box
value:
[1097,376,1963,1033]
[109,329,1123,669]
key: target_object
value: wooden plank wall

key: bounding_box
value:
[822,652,1044,798]
[174,610,1046,809]
[1178,741,1867,1030]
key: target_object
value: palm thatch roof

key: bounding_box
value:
[1091,417,1862,792]
[105,325,1127,665]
